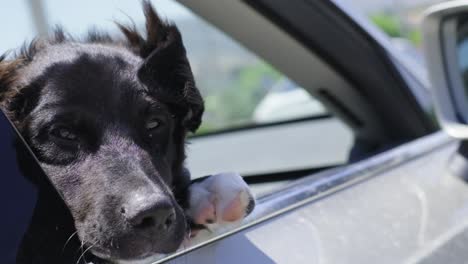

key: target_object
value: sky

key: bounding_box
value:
[0,0,193,54]
[43,0,193,34]
[0,0,35,54]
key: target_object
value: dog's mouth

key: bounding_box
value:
[78,227,186,263]
[73,200,188,263]
[88,244,159,263]
[90,245,169,264]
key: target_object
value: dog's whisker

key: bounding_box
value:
[76,241,98,264]
[62,230,79,253]
[76,238,87,255]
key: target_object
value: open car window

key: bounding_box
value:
[39,0,354,177]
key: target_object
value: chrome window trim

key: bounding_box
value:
[155,132,452,263]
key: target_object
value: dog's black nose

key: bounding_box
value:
[123,194,176,231]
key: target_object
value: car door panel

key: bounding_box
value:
[161,133,468,263]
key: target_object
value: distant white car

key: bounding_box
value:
[253,78,327,123]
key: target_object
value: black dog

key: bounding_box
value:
[0,2,254,263]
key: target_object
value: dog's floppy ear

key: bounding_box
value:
[119,1,204,132]
[0,55,20,104]
[0,55,40,124]
[0,55,24,117]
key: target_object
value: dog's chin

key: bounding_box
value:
[110,254,167,264]
[92,248,172,264]
[83,229,186,263]
[90,246,170,264]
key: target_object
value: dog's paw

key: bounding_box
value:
[187,172,255,236]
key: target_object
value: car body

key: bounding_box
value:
[163,1,467,263]
[2,0,467,264]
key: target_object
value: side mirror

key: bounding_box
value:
[424,1,468,138]
[423,1,468,180]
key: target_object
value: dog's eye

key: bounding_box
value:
[51,127,78,141]
[145,119,161,130]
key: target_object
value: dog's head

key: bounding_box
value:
[0,1,203,261]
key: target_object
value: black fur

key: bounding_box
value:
[0,1,204,263]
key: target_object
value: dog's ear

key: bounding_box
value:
[137,25,204,132]
[0,55,23,115]
[0,55,40,124]
[0,55,20,104]
[119,1,204,132]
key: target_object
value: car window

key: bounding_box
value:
[0,0,354,180]
[39,0,353,177]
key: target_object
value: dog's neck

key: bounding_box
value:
[16,183,88,264]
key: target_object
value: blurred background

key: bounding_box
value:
[0,0,448,135]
